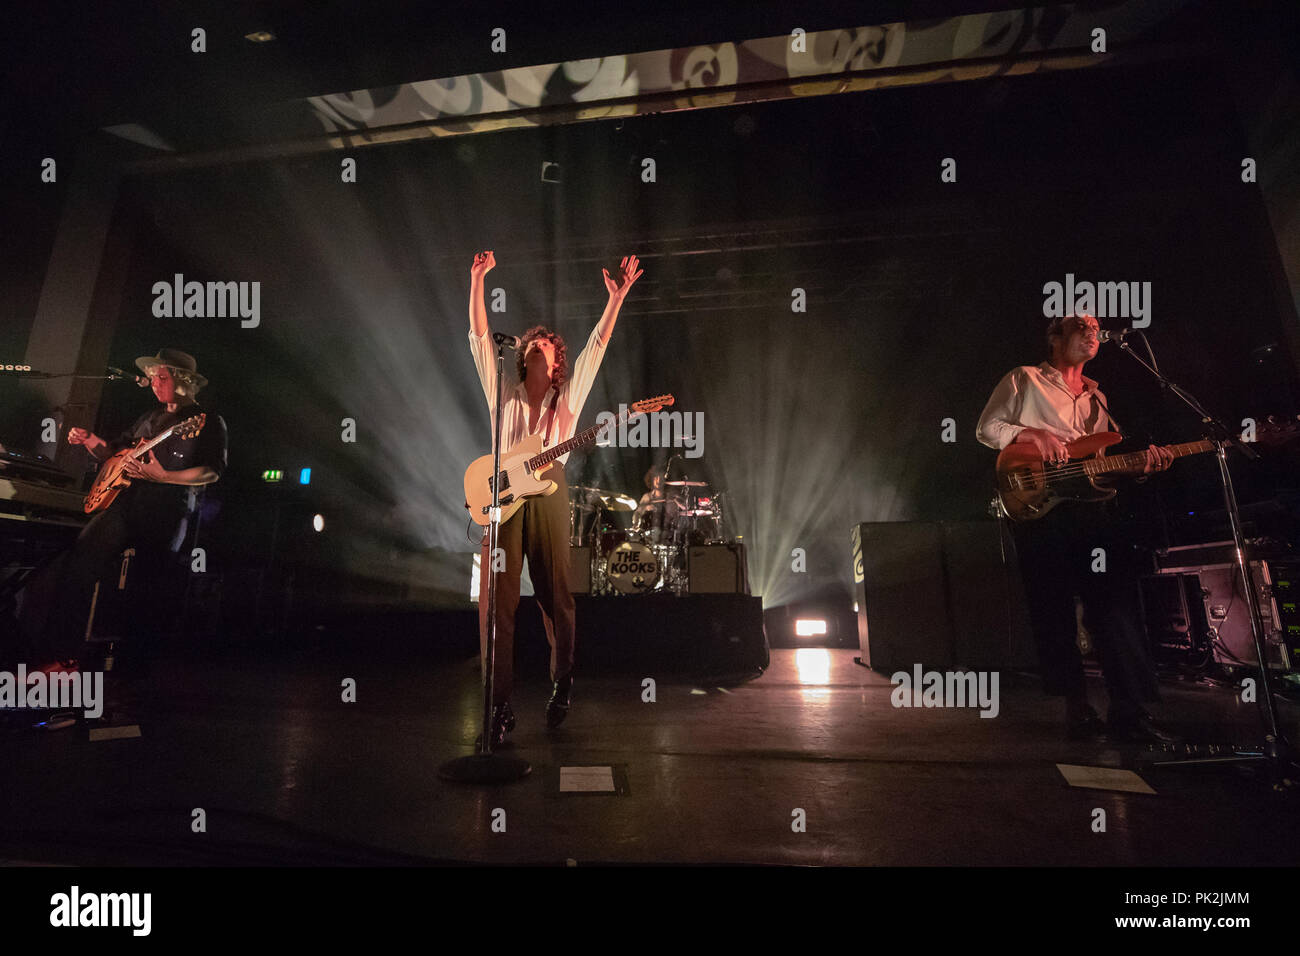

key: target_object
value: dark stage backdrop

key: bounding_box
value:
[54,60,1299,610]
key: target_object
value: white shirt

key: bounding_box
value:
[468,324,607,466]
[976,362,1113,450]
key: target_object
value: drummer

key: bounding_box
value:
[634,467,678,542]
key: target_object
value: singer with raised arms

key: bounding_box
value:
[467,250,643,748]
[976,314,1182,745]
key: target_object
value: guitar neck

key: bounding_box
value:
[132,426,179,458]
[1083,440,1214,476]
[527,410,630,470]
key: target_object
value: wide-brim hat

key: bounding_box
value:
[135,348,208,389]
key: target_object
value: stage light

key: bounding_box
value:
[244,31,275,43]
[262,469,282,482]
[312,514,325,532]
[299,467,312,485]
[795,618,827,637]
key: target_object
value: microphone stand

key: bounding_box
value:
[1113,333,1296,784]
[439,337,531,783]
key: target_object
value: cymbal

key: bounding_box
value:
[598,494,637,512]
[571,485,621,499]
[664,480,708,487]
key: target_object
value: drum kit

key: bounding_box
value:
[569,479,730,595]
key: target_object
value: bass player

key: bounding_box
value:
[976,314,1179,744]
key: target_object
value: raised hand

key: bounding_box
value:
[603,255,644,299]
[470,250,496,279]
[67,427,94,445]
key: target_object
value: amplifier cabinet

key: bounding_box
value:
[688,543,748,594]
[570,546,592,595]
[1141,560,1294,672]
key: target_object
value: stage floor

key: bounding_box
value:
[2,643,1298,866]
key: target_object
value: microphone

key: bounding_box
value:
[1097,328,1136,343]
[492,332,522,349]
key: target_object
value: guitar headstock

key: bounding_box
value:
[631,394,675,415]
[175,413,206,440]
[1252,414,1300,447]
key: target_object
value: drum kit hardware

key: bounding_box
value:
[569,478,732,595]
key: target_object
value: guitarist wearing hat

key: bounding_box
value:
[977,315,1181,745]
[43,349,227,668]
[467,250,642,747]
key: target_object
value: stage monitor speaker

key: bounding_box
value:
[569,546,592,595]
[852,521,1033,672]
[688,543,748,594]
[853,522,953,672]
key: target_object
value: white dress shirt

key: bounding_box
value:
[469,324,607,466]
[976,361,1113,450]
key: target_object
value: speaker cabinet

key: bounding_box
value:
[688,543,748,594]
[569,546,592,594]
[854,522,952,671]
[853,521,1033,672]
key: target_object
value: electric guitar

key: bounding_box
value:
[995,431,1212,522]
[83,413,207,514]
[995,416,1300,521]
[464,394,674,527]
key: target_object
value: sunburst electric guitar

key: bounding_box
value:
[995,431,1214,522]
[464,394,674,527]
[83,413,207,515]
[996,418,1300,521]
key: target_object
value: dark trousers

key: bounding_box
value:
[478,463,575,706]
[1010,500,1159,718]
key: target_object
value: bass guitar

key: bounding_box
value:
[995,431,1212,521]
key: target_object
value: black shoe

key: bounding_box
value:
[1109,712,1182,745]
[546,675,573,729]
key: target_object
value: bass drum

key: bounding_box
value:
[605,539,660,594]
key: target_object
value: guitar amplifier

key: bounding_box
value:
[569,546,592,594]
[688,544,748,594]
[1140,559,1294,671]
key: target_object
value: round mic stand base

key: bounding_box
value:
[438,751,532,784]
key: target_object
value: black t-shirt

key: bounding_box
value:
[105,401,228,523]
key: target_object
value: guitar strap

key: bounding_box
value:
[1090,389,1126,439]
[542,386,560,449]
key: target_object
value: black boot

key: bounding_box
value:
[546,674,573,729]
